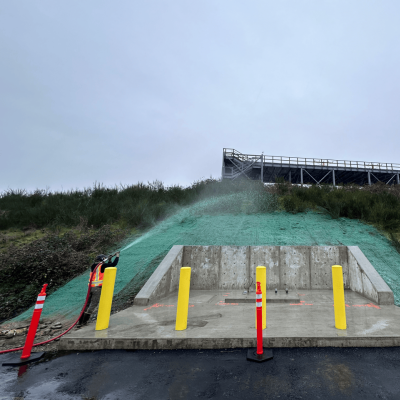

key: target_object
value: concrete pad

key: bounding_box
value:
[60,290,400,351]
[225,290,300,303]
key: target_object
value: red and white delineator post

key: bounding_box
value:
[247,281,273,362]
[256,284,264,355]
[4,284,48,366]
[20,284,48,360]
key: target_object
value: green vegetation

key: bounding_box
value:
[0,179,265,322]
[275,179,400,244]
[1,178,400,323]
[0,225,128,322]
[0,179,259,231]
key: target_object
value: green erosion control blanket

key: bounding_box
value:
[12,193,400,321]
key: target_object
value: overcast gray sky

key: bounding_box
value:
[1,1,400,193]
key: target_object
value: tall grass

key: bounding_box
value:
[0,179,267,230]
[0,178,270,322]
[277,181,400,232]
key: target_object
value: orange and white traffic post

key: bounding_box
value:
[247,282,273,363]
[20,284,48,360]
[3,284,48,366]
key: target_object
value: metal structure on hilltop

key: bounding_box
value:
[222,148,400,185]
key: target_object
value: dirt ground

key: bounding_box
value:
[0,316,86,353]
[0,303,130,355]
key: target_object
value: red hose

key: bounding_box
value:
[0,263,102,355]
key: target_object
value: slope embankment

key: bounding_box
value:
[8,191,400,325]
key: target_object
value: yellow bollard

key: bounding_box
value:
[255,266,267,330]
[332,265,347,330]
[175,267,191,331]
[96,267,117,331]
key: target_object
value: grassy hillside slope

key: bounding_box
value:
[0,179,254,322]
[1,180,400,323]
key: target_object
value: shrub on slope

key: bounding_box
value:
[0,179,265,230]
[0,224,127,322]
[0,179,266,322]
[277,182,400,232]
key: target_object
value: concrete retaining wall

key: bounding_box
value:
[348,246,394,305]
[134,246,394,306]
[134,245,184,306]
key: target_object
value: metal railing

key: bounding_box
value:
[223,148,400,172]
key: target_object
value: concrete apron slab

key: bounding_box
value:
[59,290,400,351]
[226,291,300,303]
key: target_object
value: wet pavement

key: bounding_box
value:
[1,347,400,399]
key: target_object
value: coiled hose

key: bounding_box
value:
[0,262,102,355]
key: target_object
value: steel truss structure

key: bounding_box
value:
[222,148,400,185]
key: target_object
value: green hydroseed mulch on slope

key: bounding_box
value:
[11,192,400,321]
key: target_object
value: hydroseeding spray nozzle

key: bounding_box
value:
[105,252,118,262]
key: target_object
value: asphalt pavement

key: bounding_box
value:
[1,347,400,399]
